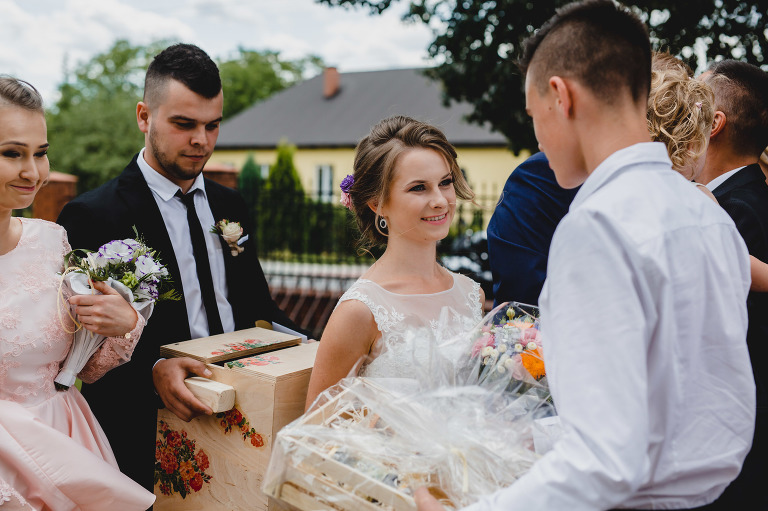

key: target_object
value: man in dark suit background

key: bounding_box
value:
[486,151,578,306]
[698,58,768,508]
[58,43,305,492]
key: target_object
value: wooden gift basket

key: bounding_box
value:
[154,324,319,510]
[263,378,454,511]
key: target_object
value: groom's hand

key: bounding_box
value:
[153,357,214,421]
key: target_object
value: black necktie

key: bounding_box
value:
[176,189,224,336]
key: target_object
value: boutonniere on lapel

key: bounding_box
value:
[210,219,248,257]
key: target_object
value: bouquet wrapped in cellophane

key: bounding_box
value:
[54,229,180,390]
[263,302,559,511]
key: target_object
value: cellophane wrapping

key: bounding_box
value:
[264,302,558,510]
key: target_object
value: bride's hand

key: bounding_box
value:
[69,280,138,337]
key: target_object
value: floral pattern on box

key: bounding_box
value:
[210,339,274,356]
[154,420,212,498]
[225,353,282,368]
[216,407,265,447]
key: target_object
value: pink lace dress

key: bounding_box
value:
[0,218,155,510]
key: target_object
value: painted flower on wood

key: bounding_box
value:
[216,407,265,447]
[210,339,272,356]
[226,353,281,368]
[154,420,212,498]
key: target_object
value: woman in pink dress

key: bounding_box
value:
[0,78,155,509]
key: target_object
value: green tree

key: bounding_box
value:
[238,154,264,252]
[219,49,323,119]
[317,0,768,153]
[47,40,168,192]
[261,141,307,253]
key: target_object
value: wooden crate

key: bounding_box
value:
[154,326,319,510]
[264,379,454,511]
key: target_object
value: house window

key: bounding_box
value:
[259,164,270,180]
[316,164,334,203]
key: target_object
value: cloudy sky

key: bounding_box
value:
[1,0,435,104]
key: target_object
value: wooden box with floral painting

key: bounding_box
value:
[153,325,319,510]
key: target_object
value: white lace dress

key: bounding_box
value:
[336,272,483,380]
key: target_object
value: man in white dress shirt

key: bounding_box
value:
[416,1,754,510]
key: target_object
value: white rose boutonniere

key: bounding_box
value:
[211,219,247,257]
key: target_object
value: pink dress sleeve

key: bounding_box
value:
[77,313,146,384]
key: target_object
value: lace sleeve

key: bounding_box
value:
[0,475,33,509]
[77,312,146,384]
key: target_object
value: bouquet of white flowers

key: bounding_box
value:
[54,229,179,390]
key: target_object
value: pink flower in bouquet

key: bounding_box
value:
[522,328,541,347]
[472,333,496,357]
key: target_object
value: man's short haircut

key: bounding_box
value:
[705,59,768,158]
[144,43,221,107]
[518,0,651,106]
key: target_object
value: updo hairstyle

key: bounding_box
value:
[0,76,44,112]
[346,115,474,248]
[647,59,714,179]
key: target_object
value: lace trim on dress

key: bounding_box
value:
[467,280,483,324]
[337,284,405,334]
[0,477,31,508]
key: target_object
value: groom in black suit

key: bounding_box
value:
[58,43,305,492]
[698,58,768,509]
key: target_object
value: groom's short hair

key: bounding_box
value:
[518,0,650,107]
[144,43,221,107]
[704,59,768,158]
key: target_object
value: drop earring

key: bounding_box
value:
[379,217,387,229]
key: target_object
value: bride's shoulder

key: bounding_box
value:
[446,270,477,289]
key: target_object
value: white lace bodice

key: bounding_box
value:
[336,272,483,379]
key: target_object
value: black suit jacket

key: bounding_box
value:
[57,155,303,491]
[712,163,768,507]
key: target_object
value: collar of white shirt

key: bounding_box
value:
[704,165,746,192]
[569,142,672,212]
[137,147,207,202]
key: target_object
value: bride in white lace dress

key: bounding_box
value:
[305,116,485,409]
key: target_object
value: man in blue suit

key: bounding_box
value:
[487,152,578,306]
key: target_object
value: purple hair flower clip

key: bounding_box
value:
[339,174,354,210]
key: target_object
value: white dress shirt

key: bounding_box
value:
[464,143,754,510]
[704,166,745,192]
[137,148,235,338]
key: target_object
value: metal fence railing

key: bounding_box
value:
[246,191,500,264]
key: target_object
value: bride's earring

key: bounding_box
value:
[379,217,387,229]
